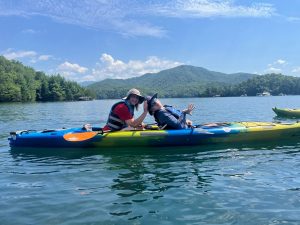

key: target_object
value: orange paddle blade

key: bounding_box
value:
[63,131,98,142]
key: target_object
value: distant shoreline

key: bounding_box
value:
[2,94,299,104]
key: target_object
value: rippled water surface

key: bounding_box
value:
[1,96,300,224]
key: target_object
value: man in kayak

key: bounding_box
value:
[101,88,148,131]
[146,93,194,129]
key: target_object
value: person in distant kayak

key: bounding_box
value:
[102,88,148,131]
[146,93,194,130]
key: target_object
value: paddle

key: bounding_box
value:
[63,131,101,142]
[63,123,161,142]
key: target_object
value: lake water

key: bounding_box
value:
[1,96,300,225]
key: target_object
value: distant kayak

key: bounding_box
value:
[272,107,300,118]
[8,121,300,148]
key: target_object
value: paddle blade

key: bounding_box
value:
[63,131,98,142]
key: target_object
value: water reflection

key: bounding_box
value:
[104,142,300,221]
[103,149,211,220]
[273,115,300,122]
[8,145,218,220]
[9,139,300,160]
[5,142,300,222]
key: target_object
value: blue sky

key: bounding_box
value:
[1,0,300,82]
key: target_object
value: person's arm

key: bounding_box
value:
[125,101,148,128]
[125,112,147,128]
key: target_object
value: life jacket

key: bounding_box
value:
[106,100,134,131]
[164,105,183,119]
[154,105,183,126]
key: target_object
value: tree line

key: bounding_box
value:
[0,56,94,102]
[202,73,300,97]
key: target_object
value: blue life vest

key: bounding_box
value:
[153,105,183,127]
[164,105,183,119]
[106,100,134,131]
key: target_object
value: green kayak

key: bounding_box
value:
[272,107,300,118]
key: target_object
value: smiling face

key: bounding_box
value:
[128,94,140,106]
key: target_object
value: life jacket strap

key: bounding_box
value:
[107,122,121,130]
[109,115,124,123]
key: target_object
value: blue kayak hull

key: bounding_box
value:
[8,122,300,148]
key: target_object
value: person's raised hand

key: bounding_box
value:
[183,104,195,115]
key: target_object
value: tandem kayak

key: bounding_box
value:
[8,122,300,148]
[272,107,300,118]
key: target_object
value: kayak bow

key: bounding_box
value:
[272,107,300,118]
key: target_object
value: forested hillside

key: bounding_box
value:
[87,65,256,98]
[0,56,94,102]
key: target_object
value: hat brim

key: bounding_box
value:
[123,95,145,104]
[138,96,145,104]
[148,93,158,115]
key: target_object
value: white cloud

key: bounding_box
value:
[265,67,282,74]
[57,61,88,74]
[88,53,183,81]
[264,59,287,74]
[0,0,165,37]
[2,49,181,82]
[55,54,182,82]
[3,49,37,60]
[274,59,286,65]
[152,0,275,18]
[264,59,300,75]
[38,55,52,61]
[292,67,300,73]
[56,61,89,81]
[2,49,53,64]
[0,0,275,37]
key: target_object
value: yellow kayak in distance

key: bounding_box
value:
[272,107,300,118]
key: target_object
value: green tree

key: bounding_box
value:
[0,56,94,102]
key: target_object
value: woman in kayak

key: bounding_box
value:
[146,93,194,129]
[102,88,148,131]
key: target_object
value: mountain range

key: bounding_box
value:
[87,65,257,98]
